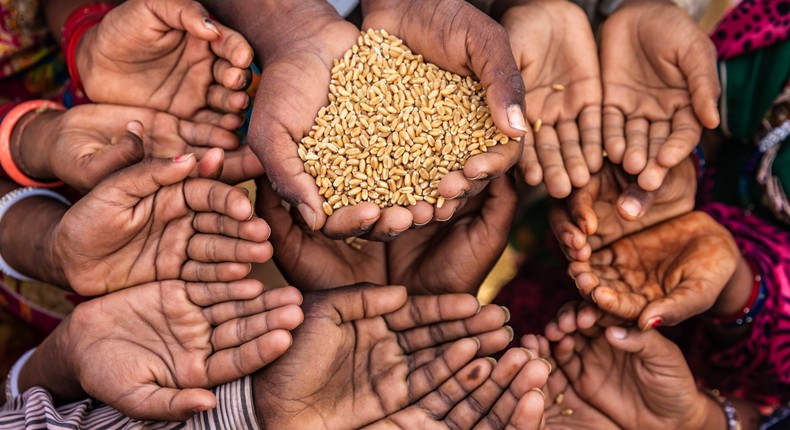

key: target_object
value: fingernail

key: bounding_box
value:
[173,153,195,163]
[507,105,528,133]
[296,203,319,231]
[476,300,482,314]
[590,287,599,304]
[610,326,628,339]
[203,18,222,37]
[620,197,642,218]
[485,357,498,366]
[472,337,481,350]
[530,387,546,401]
[126,121,143,138]
[519,347,534,360]
[471,172,491,181]
[505,326,514,342]
[501,306,511,323]
[536,358,553,373]
[643,316,663,331]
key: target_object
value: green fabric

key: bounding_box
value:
[721,39,790,140]
[774,137,790,191]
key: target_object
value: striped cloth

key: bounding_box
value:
[0,377,260,429]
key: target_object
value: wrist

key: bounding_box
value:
[12,110,61,182]
[710,253,756,317]
[74,25,97,98]
[683,391,728,430]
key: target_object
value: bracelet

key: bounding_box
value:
[0,100,66,188]
[700,388,743,430]
[711,257,767,327]
[0,187,71,282]
[60,3,114,95]
[5,348,36,400]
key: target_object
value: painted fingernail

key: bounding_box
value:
[296,204,319,231]
[505,326,514,342]
[530,387,546,401]
[507,105,528,133]
[643,316,663,331]
[536,358,553,374]
[610,326,628,339]
[501,306,511,323]
[173,153,195,163]
[620,197,642,218]
[203,18,222,37]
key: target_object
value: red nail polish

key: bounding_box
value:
[173,153,194,163]
[644,316,663,331]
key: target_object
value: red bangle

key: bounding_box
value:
[711,257,762,325]
[0,100,67,188]
[60,3,114,95]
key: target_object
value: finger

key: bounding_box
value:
[180,261,252,282]
[207,85,250,114]
[178,120,240,150]
[211,304,303,350]
[475,359,550,430]
[556,121,590,188]
[567,184,599,236]
[602,106,626,164]
[680,38,720,129]
[638,280,721,329]
[463,138,523,181]
[183,179,254,220]
[408,201,434,227]
[434,195,464,222]
[117,386,216,421]
[397,304,510,353]
[310,284,408,323]
[78,121,146,190]
[385,294,481,331]
[518,130,543,186]
[536,125,572,198]
[591,286,648,321]
[321,203,381,239]
[208,21,255,69]
[506,389,545,430]
[187,234,272,263]
[655,107,703,173]
[220,146,266,184]
[408,337,483,401]
[638,120,671,191]
[213,59,253,91]
[579,105,603,174]
[548,205,588,260]
[445,348,531,428]
[186,279,265,307]
[438,170,484,201]
[622,117,649,175]
[193,214,270,242]
[416,357,495,419]
[197,147,225,180]
[202,285,303,325]
[604,326,684,363]
[616,181,658,221]
[407,327,511,370]
[363,206,413,241]
[206,329,294,383]
[147,0,220,41]
[191,110,244,130]
[95,154,197,206]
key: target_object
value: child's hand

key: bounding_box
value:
[63,280,304,421]
[54,156,273,296]
[600,0,719,191]
[502,0,603,198]
[79,0,253,123]
[568,211,739,329]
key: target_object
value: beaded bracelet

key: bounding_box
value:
[60,3,114,95]
[0,187,71,282]
[711,257,767,327]
[0,100,66,188]
[700,388,743,430]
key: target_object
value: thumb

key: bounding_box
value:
[605,326,682,365]
[93,153,197,206]
[79,121,146,190]
[305,284,408,324]
[637,280,719,329]
[197,147,225,180]
[680,38,721,129]
[146,0,222,41]
[616,182,658,221]
[119,386,216,421]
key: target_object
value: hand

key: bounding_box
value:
[544,309,721,430]
[388,176,518,295]
[502,0,603,198]
[550,157,696,261]
[365,348,547,430]
[361,0,526,223]
[17,105,242,192]
[253,284,520,429]
[600,0,720,191]
[54,155,273,296]
[568,211,739,329]
[520,334,620,430]
[60,280,303,421]
[79,0,253,123]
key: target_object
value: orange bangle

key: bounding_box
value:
[0,100,66,188]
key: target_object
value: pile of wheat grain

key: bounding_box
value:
[299,29,509,216]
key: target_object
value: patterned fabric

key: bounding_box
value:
[693,203,790,407]
[0,376,260,429]
[712,0,790,61]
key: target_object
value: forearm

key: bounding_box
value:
[197,0,342,66]
[17,316,84,402]
[41,0,122,40]
[0,183,69,287]
[709,251,753,317]
[10,110,61,183]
